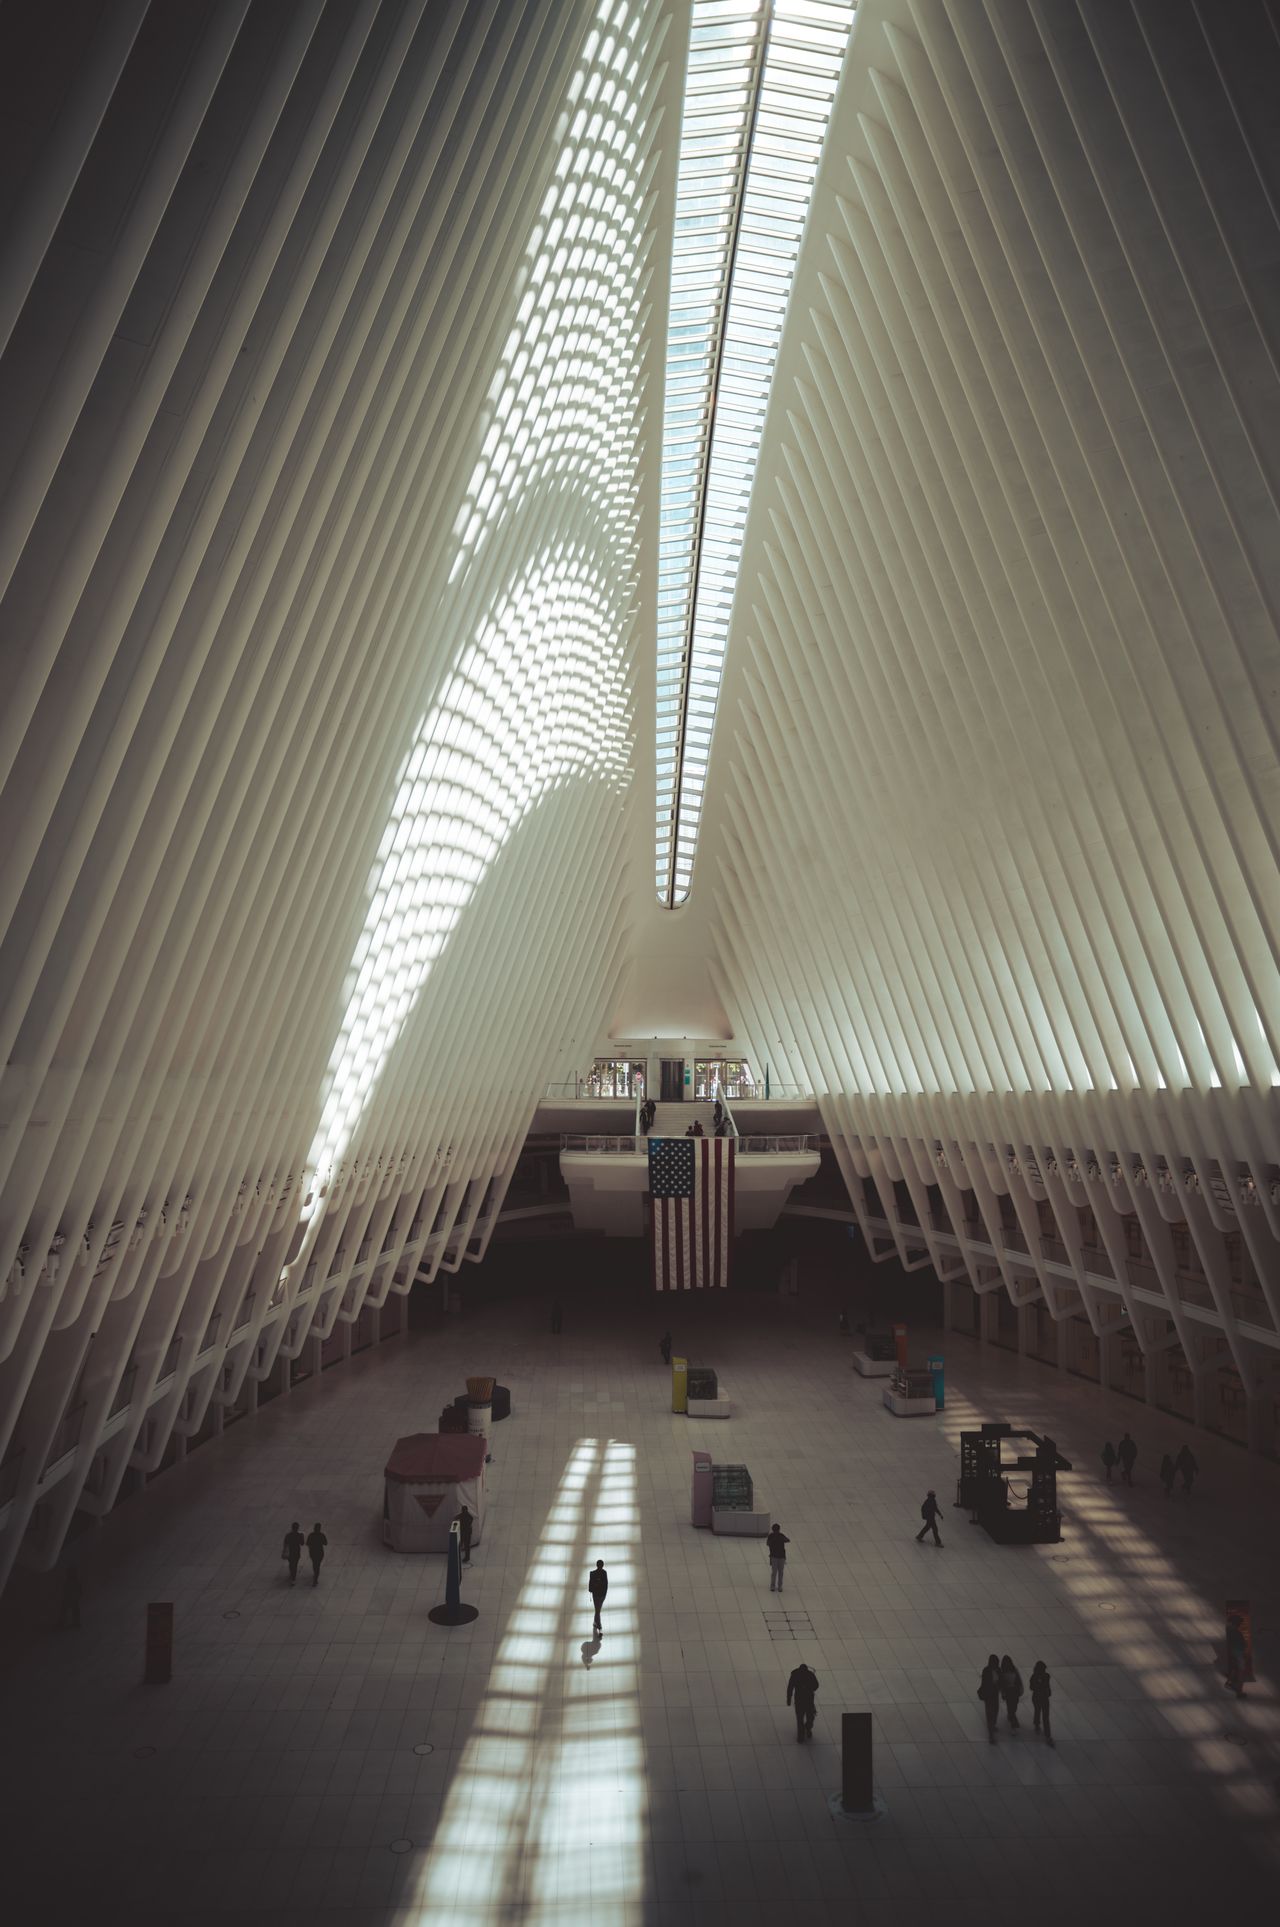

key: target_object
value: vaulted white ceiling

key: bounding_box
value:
[0,0,1278,1585]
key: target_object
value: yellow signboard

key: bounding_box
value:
[671,1356,688,1413]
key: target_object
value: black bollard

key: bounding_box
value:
[841,1712,873,1813]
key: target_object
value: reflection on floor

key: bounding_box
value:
[2,1290,1277,1925]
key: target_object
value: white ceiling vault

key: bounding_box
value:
[0,0,1278,1584]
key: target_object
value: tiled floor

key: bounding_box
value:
[3,1289,1278,1925]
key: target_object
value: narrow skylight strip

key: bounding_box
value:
[657,0,856,906]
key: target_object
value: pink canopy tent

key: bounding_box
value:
[382,1431,486,1553]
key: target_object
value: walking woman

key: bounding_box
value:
[978,1654,1002,1743]
[999,1654,1023,1729]
[1029,1661,1054,1746]
[306,1522,327,1587]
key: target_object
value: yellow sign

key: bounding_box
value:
[671,1356,687,1413]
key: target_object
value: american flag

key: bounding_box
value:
[648,1136,735,1289]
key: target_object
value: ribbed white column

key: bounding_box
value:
[702,0,1280,1431]
[0,0,678,1584]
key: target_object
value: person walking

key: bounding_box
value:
[1159,1453,1176,1499]
[766,1523,790,1592]
[1029,1661,1054,1745]
[1100,1440,1117,1482]
[786,1662,819,1742]
[1117,1433,1138,1486]
[282,1521,304,1585]
[999,1654,1023,1729]
[659,1330,671,1366]
[588,1558,608,1633]
[915,1489,943,1546]
[1175,1443,1198,1497]
[306,1522,327,1587]
[978,1654,1001,1743]
[454,1504,474,1564]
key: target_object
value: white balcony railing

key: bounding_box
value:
[559,1132,813,1155]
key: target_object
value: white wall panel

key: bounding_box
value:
[702,0,1280,1439]
[0,0,677,1583]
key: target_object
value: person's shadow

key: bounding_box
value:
[580,1633,602,1667]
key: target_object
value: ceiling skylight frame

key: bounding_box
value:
[656,0,856,906]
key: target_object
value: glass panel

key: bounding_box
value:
[657,0,855,905]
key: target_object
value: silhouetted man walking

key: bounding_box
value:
[1175,1444,1198,1496]
[915,1489,943,1546]
[978,1655,1001,1743]
[282,1521,303,1585]
[1117,1433,1137,1486]
[306,1522,327,1586]
[767,1523,790,1592]
[659,1330,671,1365]
[786,1663,818,1742]
[589,1558,608,1632]
[1030,1661,1054,1745]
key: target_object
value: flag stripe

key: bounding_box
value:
[713,1136,722,1286]
[675,1193,684,1292]
[649,1135,734,1289]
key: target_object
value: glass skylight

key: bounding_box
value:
[656,0,856,906]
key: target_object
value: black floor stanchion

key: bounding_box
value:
[429,1522,479,1627]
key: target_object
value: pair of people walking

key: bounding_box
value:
[978,1654,1053,1745]
[979,1655,1023,1736]
[1161,1443,1199,1497]
[282,1521,327,1586]
[1101,1433,1137,1484]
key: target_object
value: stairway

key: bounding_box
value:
[650,1101,715,1137]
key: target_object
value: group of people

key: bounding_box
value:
[584,1553,825,1745]
[978,1655,1054,1745]
[281,1521,328,1586]
[637,1098,731,1138]
[282,1509,475,1584]
[1100,1433,1199,1496]
[1162,1443,1199,1496]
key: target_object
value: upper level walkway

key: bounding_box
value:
[547,1095,821,1238]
